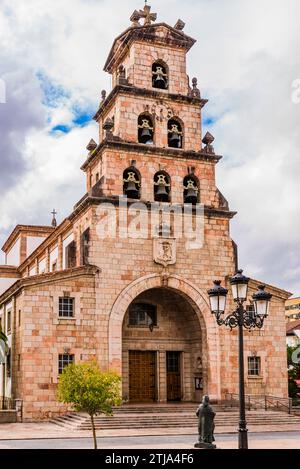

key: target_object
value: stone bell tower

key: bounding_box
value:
[78,4,239,404]
[82,3,228,212]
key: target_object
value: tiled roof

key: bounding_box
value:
[286,320,300,334]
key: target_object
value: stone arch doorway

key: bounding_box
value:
[108,274,221,402]
[123,287,204,403]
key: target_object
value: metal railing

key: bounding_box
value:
[225,393,293,414]
[0,397,23,421]
[0,397,15,410]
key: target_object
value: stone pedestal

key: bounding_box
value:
[194,442,217,450]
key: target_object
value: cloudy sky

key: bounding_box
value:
[0,0,299,295]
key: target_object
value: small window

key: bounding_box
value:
[96,173,99,182]
[65,241,77,269]
[59,297,75,318]
[123,167,141,200]
[17,354,21,372]
[248,356,261,377]
[168,119,183,149]
[58,354,75,374]
[154,172,171,203]
[81,228,90,266]
[7,310,11,333]
[152,62,168,90]
[138,114,154,145]
[129,303,157,327]
[167,352,180,373]
[18,310,21,327]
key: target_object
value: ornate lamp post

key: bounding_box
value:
[207,270,272,450]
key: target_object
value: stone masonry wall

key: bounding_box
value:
[12,273,98,421]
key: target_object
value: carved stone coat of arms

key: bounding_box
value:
[153,238,176,267]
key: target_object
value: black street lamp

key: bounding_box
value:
[208,270,272,450]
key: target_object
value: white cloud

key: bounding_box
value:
[0,0,299,295]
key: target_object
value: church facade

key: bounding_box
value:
[0,5,290,421]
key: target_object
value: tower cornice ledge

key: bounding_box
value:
[81,140,222,172]
[70,195,237,221]
[93,85,208,121]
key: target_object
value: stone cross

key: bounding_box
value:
[138,4,157,26]
[51,209,57,228]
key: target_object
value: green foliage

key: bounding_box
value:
[287,345,300,398]
[57,361,122,417]
[0,325,8,343]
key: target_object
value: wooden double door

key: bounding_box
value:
[128,351,182,403]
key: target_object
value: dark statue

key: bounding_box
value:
[194,395,217,449]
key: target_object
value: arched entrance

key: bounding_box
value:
[108,274,221,401]
[122,287,203,402]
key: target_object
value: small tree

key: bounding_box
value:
[57,362,122,449]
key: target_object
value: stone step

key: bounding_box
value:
[51,410,300,430]
[81,419,300,427]
[113,406,227,413]
[91,414,299,421]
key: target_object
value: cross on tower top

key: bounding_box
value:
[51,209,57,228]
[130,3,157,27]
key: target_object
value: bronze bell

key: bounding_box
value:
[154,73,166,89]
[184,179,198,204]
[156,183,169,202]
[126,181,139,199]
[185,187,198,204]
[169,132,181,148]
[140,127,153,144]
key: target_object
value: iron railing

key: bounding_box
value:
[225,393,293,414]
[0,397,15,410]
[0,397,23,421]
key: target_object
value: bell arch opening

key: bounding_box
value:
[168,118,183,149]
[121,287,207,403]
[154,171,171,203]
[123,167,141,200]
[138,114,154,145]
[152,61,169,90]
[183,174,200,204]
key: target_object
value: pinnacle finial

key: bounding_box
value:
[86,139,97,152]
[202,132,215,154]
[174,19,185,31]
[191,77,201,98]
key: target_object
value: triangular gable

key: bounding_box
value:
[104,23,196,73]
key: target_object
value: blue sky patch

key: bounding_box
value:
[203,117,216,126]
[37,71,70,108]
[73,112,91,127]
[51,124,71,134]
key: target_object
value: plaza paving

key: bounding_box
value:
[0,422,300,449]
[0,432,299,449]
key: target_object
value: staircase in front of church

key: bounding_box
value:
[51,403,300,431]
